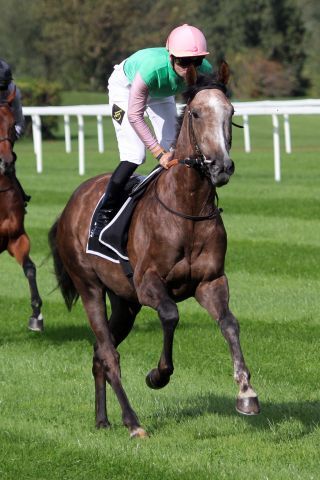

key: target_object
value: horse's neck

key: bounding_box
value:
[164,162,215,216]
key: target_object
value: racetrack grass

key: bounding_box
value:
[0,101,320,479]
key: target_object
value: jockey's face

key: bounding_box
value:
[170,55,204,80]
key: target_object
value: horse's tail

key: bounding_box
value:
[48,218,79,311]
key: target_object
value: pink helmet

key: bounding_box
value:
[166,24,209,57]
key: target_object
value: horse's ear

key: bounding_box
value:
[186,64,197,86]
[6,86,16,105]
[217,60,230,86]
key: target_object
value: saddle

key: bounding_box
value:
[86,166,163,277]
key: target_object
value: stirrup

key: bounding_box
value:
[91,208,114,238]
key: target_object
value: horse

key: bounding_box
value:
[49,62,260,438]
[0,87,44,332]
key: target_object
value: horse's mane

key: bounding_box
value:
[182,73,227,103]
[174,73,228,146]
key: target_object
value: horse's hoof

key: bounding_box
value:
[96,420,111,429]
[145,369,170,389]
[28,314,44,332]
[130,427,148,439]
[236,396,260,415]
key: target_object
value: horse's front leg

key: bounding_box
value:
[137,269,179,389]
[8,235,44,331]
[195,275,260,415]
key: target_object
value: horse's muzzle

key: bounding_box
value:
[225,159,235,176]
[0,153,16,175]
[210,159,235,187]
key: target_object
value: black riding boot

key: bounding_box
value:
[92,161,137,238]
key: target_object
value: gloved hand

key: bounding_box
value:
[159,150,174,169]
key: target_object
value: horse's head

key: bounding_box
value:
[0,87,17,175]
[179,62,235,187]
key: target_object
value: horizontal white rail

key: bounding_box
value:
[23,99,320,180]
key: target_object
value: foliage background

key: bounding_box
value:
[0,0,319,98]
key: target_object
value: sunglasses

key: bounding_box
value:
[174,57,204,68]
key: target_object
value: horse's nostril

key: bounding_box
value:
[226,160,235,175]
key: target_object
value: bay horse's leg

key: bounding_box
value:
[107,290,141,347]
[77,285,147,437]
[7,234,44,332]
[195,275,260,415]
[137,270,179,390]
[93,291,142,431]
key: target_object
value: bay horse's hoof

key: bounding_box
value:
[236,396,260,415]
[130,427,148,439]
[145,368,170,389]
[28,314,44,332]
[96,420,111,429]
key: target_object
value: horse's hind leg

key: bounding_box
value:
[195,275,260,415]
[7,234,44,332]
[107,290,141,347]
[78,285,147,437]
[137,269,179,390]
[93,291,142,433]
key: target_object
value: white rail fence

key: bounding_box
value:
[23,99,320,181]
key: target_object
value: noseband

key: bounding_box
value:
[0,136,14,145]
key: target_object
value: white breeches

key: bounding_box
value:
[108,61,177,165]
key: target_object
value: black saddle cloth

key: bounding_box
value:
[86,166,162,277]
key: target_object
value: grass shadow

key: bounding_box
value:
[147,391,320,436]
[35,324,95,344]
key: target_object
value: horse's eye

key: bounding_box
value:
[192,110,200,119]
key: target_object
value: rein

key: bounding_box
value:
[153,170,220,221]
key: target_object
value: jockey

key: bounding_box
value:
[0,58,25,139]
[0,58,30,205]
[92,24,212,238]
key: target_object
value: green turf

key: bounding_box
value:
[0,104,319,479]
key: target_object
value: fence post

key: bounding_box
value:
[283,114,292,154]
[32,115,43,173]
[77,115,85,175]
[64,114,71,153]
[272,114,281,182]
[243,114,251,153]
[97,115,104,153]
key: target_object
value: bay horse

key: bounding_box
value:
[0,88,44,331]
[49,62,260,438]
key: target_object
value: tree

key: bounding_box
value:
[0,0,312,98]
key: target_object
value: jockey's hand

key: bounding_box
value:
[159,150,174,169]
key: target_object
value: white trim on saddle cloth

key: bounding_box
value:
[86,166,162,263]
[98,197,132,260]
[86,194,120,263]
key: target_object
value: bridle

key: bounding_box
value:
[153,84,234,221]
[0,136,14,145]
